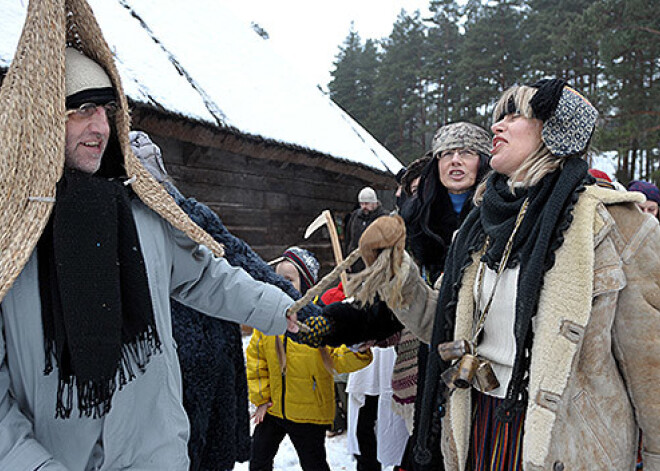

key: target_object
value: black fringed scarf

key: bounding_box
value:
[37,169,161,419]
[414,157,589,463]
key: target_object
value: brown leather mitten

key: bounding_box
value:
[358,215,406,266]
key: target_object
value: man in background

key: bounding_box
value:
[344,186,388,273]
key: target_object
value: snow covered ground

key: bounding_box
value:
[233,425,396,471]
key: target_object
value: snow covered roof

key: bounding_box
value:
[0,0,403,175]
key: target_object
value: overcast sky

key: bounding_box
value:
[218,0,432,91]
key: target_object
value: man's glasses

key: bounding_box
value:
[65,101,118,119]
[438,149,479,161]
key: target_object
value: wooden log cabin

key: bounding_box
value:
[1,0,403,274]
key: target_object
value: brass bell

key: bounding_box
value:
[454,354,479,389]
[437,339,471,362]
[474,359,500,392]
[440,364,459,389]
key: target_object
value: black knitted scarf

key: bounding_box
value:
[414,157,589,462]
[37,169,161,419]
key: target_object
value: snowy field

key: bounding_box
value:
[237,335,397,471]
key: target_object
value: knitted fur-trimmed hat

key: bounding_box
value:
[430,122,491,157]
[529,78,598,157]
[283,247,320,292]
[0,0,225,303]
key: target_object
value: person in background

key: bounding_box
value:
[130,131,322,471]
[628,180,660,220]
[320,283,350,438]
[588,168,617,190]
[401,156,431,199]
[343,181,412,471]
[346,344,410,471]
[394,167,408,213]
[396,125,491,471]
[247,248,372,471]
[297,125,493,471]
[345,186,389,272]
[404,122,491,285]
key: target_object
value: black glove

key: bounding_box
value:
[296,299,404,348]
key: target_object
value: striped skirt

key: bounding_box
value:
[468,392,525,471]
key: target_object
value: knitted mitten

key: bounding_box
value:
[296,316,333,348]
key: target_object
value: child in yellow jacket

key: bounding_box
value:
[247,247,372,470]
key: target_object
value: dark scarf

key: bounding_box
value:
[38,169,161,419]
[414,157,589,463]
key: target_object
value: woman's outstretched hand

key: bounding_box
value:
[295,300,404,348]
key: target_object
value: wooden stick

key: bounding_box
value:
[322,210,350,296]
[287,248,362,318]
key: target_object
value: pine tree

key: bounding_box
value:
[372,10,430,163]
[426,1,463,131]
[324,0,659,180]
[594,0,660,183]
[329,25,366,119]
[453,0,525,127]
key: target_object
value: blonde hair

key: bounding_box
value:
[474,85,564,204]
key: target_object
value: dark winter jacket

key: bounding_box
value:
[171,192,321,471]
[344,205,389,272]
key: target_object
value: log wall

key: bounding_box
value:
[147,132,396,274]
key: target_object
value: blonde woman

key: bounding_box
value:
[300,79,660,470]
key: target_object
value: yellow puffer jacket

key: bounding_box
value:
[247,330,372,425]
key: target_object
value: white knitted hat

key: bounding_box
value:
[65,47,112,99]
[358,186,378,203]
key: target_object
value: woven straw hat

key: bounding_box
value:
[0,0,224,303]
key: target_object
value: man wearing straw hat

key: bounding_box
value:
[0,2,300,469]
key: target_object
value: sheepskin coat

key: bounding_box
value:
[393,185,660,470]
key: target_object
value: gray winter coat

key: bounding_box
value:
[0,199,293,470]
